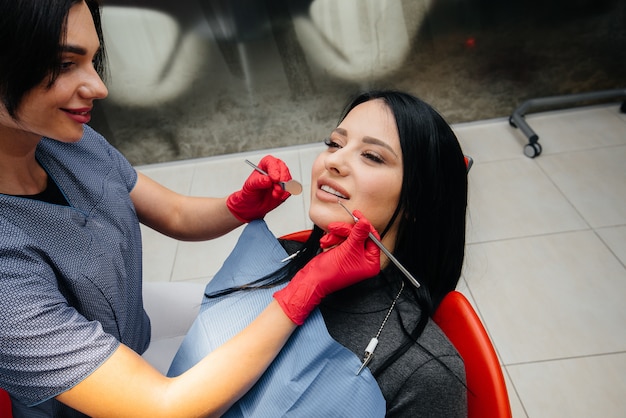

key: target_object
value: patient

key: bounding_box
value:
[169,90,468,417]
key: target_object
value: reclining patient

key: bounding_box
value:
[169,90,469,417]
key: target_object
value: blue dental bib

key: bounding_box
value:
[168,220,385,417]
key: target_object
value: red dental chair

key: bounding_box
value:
[0,388,12,417]
[433,291,512,418]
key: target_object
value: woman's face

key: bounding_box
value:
[309,99,403,249]
[0,1,108,143]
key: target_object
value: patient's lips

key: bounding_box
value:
[316,178,350,203]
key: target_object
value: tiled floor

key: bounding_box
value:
[137,103,626,418]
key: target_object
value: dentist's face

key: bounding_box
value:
[0,1,108,143]
[309,99,403,249]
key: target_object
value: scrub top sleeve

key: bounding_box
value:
[0,244,119,407]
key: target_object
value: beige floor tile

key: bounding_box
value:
[172,229,243,282]
[537,145,626,228]
[502,370,528,418]
[264,197,311,240]
[189,154,267,197]
[297,143,326,188]
[454,118,529,163]
[467,158,587,243]
[507,352,626,418]
[465,231,626,364]
[140,225,179,282]
[138,164,196,282]
[137,161,196,194]
[596,225,626,266]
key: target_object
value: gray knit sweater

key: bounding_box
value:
[319,275,467,417]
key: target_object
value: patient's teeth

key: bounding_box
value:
[321,185,347,199]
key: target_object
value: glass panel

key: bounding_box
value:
[93,0,626,165]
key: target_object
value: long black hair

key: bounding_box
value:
[366,90,468,314]
[343,91,468,375]
[0,0,106,118]
[207,90,467,319]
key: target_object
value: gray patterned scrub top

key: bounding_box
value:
[0,125,150,416]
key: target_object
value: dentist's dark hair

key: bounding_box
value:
[0,0,106,118]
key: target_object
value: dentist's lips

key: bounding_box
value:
[62,108,92,124]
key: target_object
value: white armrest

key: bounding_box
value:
[142,281,206,374]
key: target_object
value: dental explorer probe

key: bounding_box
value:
[337,200,421,289]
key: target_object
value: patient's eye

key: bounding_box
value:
[362,151,384,163]
[323,137,341,149]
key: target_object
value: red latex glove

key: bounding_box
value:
[227,155,292,223]
[274,210,381,325]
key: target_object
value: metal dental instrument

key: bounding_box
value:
[337,200,421,289]
[245,159,303,195]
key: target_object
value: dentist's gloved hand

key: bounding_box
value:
[227,155,292,223]
[274,211,380,325]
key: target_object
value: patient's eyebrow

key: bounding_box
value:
[332,128,398,157]
[363,136,398,158]
[333,127,347,137]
